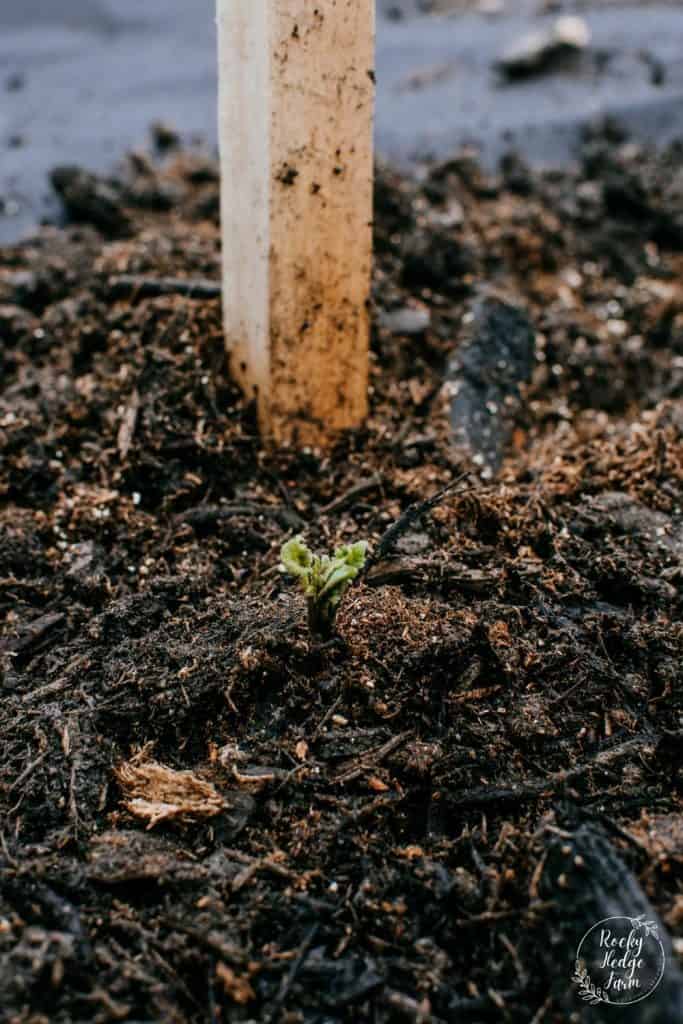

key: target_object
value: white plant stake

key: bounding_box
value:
[217,1,375,446]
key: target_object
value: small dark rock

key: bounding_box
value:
[191,190,220,222]
[5,72,25,92]
[183,159,220,185]
[497,16,591,80]
[603,169,652,220]
[0,270,39,308]
[373,165,415,253]
[640,49,666,87]
[151,120,180,151]
[0,304,40,342]
[125,181,181,212]
[50,165,132,237]
[447,295,535,474]
[500,151,534,196]
[401,230,477,294]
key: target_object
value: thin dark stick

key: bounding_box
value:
[178,502,304,531]
[364,473,471,573]
[321,473,383,514]
[267,923,319,1023]
[107,275,221,300]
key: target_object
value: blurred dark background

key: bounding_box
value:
[1,0,683,242]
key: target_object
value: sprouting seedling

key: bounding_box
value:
[280,536,368,637]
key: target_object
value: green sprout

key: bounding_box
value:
[280,536,368,637]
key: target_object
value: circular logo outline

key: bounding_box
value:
[574,915,666,1006]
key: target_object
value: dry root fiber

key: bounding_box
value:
[116,752,224,829]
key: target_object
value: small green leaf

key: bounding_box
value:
[319,562,357,601]
[343,540,368,568]
[280,535,369,636]
[280,536,313,578]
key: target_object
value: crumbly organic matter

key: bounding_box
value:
[1,128,682,1021]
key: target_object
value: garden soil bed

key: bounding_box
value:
[1,124,682,1022]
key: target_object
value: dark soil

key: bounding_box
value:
[1,126,682,1023]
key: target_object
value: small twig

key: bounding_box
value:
[0,831,18,869]
[8,750,47,793]
[548,677,585,706]
[208,965,220,1024]
[448,988,525,1016]
[107,275,221,300]
[454,901,554,929]
[364,473,470,573]
[0,611,65,655]
[366,558,501,594]
[230,851,293,892]
[530,994,553,1024]
[382,991,437,1023]
[272,760,313,794]
[331,793,400,836]
[449,734,657,811]
[332,730,411,785]
[162,917,249,967]
[267,924,319,1023]
[312,692,344,742]
[499,931,527,988]
[22,654,89,704]
[320,474,383,514]
[178,502,303,532]
[117,388,140,460]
